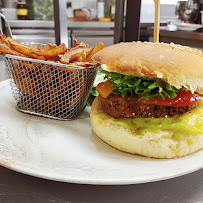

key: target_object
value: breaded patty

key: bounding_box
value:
[98,94,196,118]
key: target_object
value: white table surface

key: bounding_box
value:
[0,61,202,203]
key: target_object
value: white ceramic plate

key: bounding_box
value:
[175,23,202,31]
[0,80,203,185]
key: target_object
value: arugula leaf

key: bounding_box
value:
[102,70,184,100]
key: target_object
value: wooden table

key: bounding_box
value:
[0,61,202,203]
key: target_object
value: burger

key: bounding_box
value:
[90,41,203,158]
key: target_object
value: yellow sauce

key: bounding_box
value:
[115,100,203,141]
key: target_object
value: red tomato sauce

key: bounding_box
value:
[139,91,202,107]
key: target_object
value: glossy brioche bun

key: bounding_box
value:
[92,42,203,94]
[90,97,203,158]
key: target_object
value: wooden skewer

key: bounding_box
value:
[153,0,160,43]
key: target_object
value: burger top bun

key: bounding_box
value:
[92,42,203,94]
[90,97,203,159]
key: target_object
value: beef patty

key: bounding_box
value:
[98,94,196,118]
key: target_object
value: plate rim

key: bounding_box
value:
[1,151,203,185]
[175,23,202,31]
[175,23,203,28]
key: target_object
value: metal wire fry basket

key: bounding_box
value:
[4,53,98,120]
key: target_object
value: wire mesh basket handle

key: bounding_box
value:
[0,13,12,37]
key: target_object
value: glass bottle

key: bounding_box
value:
[97,0,105,19]
[17,0,28,20]
[67,2,74,18]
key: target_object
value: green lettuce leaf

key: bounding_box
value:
[102,70,184,100]
[87,71,106,106]
[90,87,99,97]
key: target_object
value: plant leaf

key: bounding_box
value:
[102,70,184,100]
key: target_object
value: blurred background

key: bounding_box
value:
[0,0,202,50]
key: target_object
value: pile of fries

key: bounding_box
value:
[0,34,104,65]
[0,34,104,119]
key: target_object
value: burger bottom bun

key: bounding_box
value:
[90,97,203,159]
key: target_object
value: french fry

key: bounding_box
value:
[7,39,46,60]
[60,46,93,64]
[23,62,38,71]
[32,44,57,52]
[68,61,97,67]
[12,60,29,79]
[20,62,41,72]
[0,34,7,43]
[46,55,61,62]
[0,42,26,57]
[0,37,38,59]
[32,45,39,49]
[34,43,67,57]
[39,43,57,51]
[77,50,86,62]
[78,42,88,47]
[58,73,68,93]
[36,65,55,84]
[2,36,13,47]
[14,77,43,98]
[73,39,78,47]
[86,42,104,61]
[67,70,83,85]
[46,85,61,100]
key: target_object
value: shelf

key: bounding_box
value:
[8,20,115,29]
